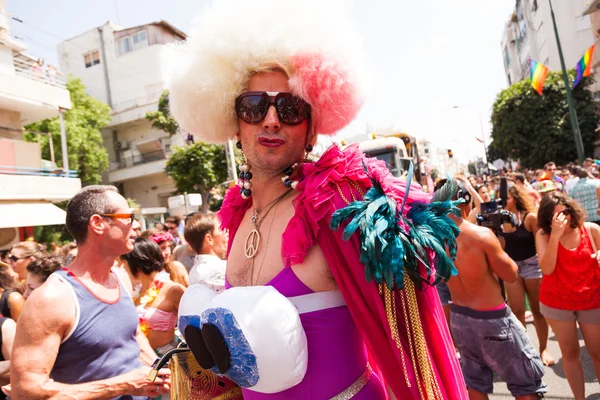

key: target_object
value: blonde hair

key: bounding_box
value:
[12,241,43,259]
[509,186,536,214]
[250,62,293,79]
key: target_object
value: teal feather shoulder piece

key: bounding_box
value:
[330,173,463,290]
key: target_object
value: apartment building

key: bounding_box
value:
[58,21,187,209]
[0,0,81,249]
[417,139,449,176]
[501,0,594,88]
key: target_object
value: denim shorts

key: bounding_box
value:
[516,254,542,280]
[450,304,547,397]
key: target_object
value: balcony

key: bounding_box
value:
[108,144,171,183]
[108,91,162,127]
[0,138,81,202]
[0,53,72,124]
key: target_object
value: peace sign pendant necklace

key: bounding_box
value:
[244,189,293,259]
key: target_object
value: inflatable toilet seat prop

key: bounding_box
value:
[176,284,346,393]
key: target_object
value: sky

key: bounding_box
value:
[5,0,515,164]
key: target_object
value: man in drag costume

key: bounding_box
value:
[164,0,468,398]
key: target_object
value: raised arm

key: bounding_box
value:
[10,279,169,399]
[480,228,518,283]
[536,212,567,276]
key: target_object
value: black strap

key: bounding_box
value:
[0,317,7,362]
[0,289,17,319]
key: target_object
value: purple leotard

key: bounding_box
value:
[225,267,386,399]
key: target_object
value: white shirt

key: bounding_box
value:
[188,254,226,292]
[566,177,579,194]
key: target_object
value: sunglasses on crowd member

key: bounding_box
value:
[559,209,571,216]
[101,213,136,225]
[8,254,27,263]
[235,91,310,125]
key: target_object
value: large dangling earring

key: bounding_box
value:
[305,144,313,160]
[282,163,299,190]
[237,141,252,199]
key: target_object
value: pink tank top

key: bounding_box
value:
[225,267,385,399]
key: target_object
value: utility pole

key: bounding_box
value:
[548,0,586,164]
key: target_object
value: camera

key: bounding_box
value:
[476,201,517,232]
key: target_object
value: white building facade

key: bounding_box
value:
[0,0,81,249]
[501,0,594,87]
[58,21,188,209]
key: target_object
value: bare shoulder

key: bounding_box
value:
[536,229,550,242]
[7,291,24,303]
[2,317,16,333]
[166,281,185,297]
[172,260,187,271]
[588,221,600,234]
[20,277,74,327]
[525,212,538,223]
[459,219,493,241]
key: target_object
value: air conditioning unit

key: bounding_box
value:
[115,141,130,150]
[0,227,19,251]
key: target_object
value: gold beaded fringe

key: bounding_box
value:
[381,279,444,400]
[333,180,442,399]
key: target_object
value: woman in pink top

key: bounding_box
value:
[122,238,185,355]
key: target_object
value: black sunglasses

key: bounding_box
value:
[235,91,310,126]
[8,254,26,262]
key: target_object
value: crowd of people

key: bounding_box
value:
[2,167,597,399]
[1,0,599,397]
[0,204,231,398]
[434,158,600,400]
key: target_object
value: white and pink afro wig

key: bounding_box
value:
[163,0,368,144]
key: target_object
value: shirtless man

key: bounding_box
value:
[11,185,170,399]
[438,179,548,399]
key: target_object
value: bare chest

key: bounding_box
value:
[226,200,336,291]
[227,201,294,287]
[560,230,582,251]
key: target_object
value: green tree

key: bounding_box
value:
[145,90,179,136]
[34,201,72,248]
[467,162,477,176]
[24,77,111,185]
[147,90,233,212]
[489,71,598,169]
[165,143,229,212]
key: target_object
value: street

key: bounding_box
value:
[490,320,599,399]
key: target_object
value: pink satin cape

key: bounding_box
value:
[218,144,467,399]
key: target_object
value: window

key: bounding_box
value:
[515,1,527,52]
[503,45,511,70]
[83,50,100,68]
[117,30,148,56]
[132,30,148,51]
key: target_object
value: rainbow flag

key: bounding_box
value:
[530,60,549,95]
[573,44,595,88]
